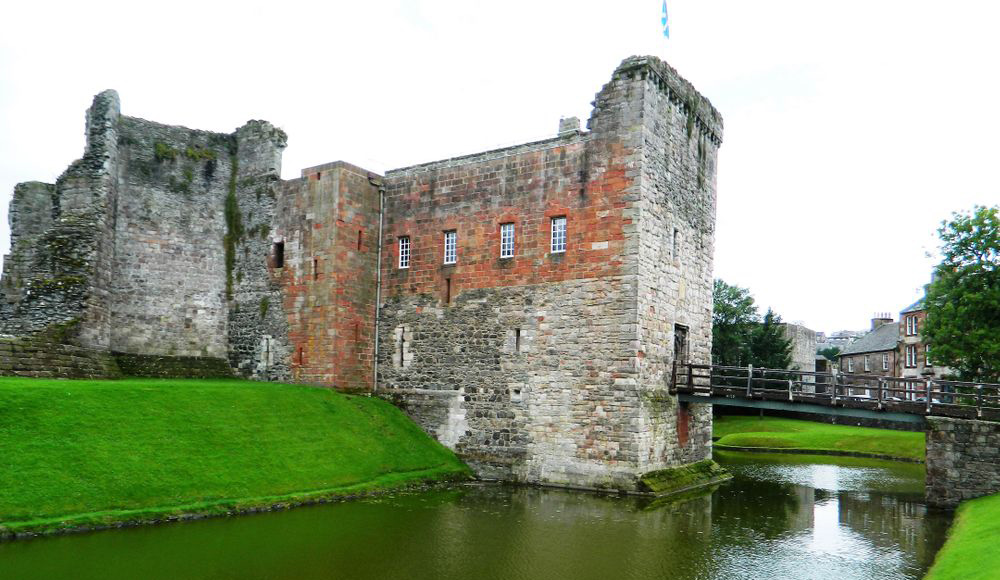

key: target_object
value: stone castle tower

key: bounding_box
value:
[1,56,722,490]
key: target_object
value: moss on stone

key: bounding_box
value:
[259,296,269,318]
[154,142,178,162]
[25,276,87,300]
[184,146,217,161]
[223,152,242,299]
[638,459,731,496]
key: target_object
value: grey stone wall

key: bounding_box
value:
[780,323,817,373]
[632,56,721,471]
[926,416,1000,507]
[110,116,234,358]
[0,337,121,379]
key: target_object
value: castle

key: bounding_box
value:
[1,56,723,491]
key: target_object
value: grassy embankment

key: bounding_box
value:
[0,377,470,536]
[924,492,1000,580]
[713,415,925,462]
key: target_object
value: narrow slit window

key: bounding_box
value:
[500,223,515,258]
[273,241,285,268]
[672,227,679,259]
[444,230,457,264]
[399,333,405,367]
[357,229,363,251]
[398,236,410,269]
[515,328,521,352]
[444,278,451,304]
[312,257,319,280]
[550,217,566,253]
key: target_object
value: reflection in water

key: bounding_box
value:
[0,453,951,580]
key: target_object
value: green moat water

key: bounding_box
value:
[0,452,952,580]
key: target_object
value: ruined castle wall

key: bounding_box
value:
[267,162,380,389]
[226,122,291,381]
[0,91,121,348]
[377,64,658,489]
[631,58,723,471]
[109,117,235,358]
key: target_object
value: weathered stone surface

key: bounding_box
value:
[926,416,1000,507]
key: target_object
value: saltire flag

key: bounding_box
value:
[661,0,669,38]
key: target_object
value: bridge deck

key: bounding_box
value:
[672,364,1000,423]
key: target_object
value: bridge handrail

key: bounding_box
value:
[672,362,1000,420]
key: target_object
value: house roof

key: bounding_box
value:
[901,297,925,314]
[839,322,899,356]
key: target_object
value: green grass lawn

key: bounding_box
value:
[925,492,1000,580]
[0,377,469,535]
[713,415,925,461]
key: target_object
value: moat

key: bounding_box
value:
[0,452,951,580]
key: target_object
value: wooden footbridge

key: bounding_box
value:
[671,363,1000,426]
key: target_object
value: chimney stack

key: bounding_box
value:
[871,312,893,331]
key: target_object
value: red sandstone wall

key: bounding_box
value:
[380,138,631,299]
[277,162,380,390]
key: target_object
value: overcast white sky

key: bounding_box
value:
[2,0,997,334]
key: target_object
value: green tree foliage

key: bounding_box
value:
[923,205,1000,383]
[817,346,841,360]
[751,308,794,370]
[712,279,794,369]
[712,279,756,366]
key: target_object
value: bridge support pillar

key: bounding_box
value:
[926,416,1000,507]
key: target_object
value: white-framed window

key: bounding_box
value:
[864,355,870,372]
[500,223,515,258]
[882,353,889,370]
[551,216,566,253]
[905,345,917,368]
[398,236,410,269]
[925,344,933,367]
[905,315,919,336]
[847,358,854,372]
[443,230,457,264]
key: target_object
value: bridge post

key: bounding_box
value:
[746,365,753,397]
[831,369,838,406]
[877,378,884,410]
[926,380,932,413]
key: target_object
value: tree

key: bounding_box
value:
[750,308,793,370]
[712,279,756,366]
[923,205,1000,383]
[712,279,794,369]
[817,346,841,360]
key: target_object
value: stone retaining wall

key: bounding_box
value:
[0,338,121,379]
[926,416,1000,507]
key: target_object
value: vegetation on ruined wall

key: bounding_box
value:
[223,153,242,299]
[638,459,731,495]
[923,205,1000,383]
[0,377,470,537]
[924,491,1000,580]
[713,416,925,461]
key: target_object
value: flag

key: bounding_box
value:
[661,0,669,38]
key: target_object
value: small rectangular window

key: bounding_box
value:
[882,353,889,370]
[925,344,933,367]
[398,236,410,269]
[444,231,457,264]
[672,227,679,259]
[500,223,515,258]
[515,328,521,353]
[864,355,870,372]
[444,277,451,304]
[273,241,285,268]
[848,358,854,373]
[313,257,319,280]
[551,217,566,253]
[905,345,917,368]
